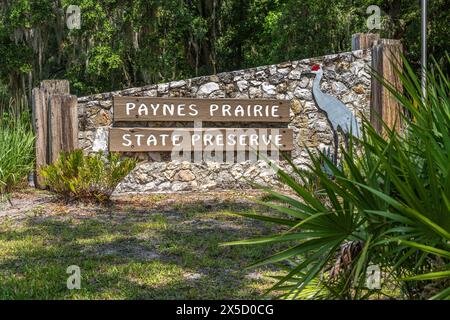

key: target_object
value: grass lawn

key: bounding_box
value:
[0,189,286,299]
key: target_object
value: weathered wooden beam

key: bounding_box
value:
[31,88,48,188]
[61,95,79,154]
[370,39,403,134]
[48,94,78,163]
[32,80,72,188]
[113,97,290,122]
[351,33,380,50]
[109,128,294,152]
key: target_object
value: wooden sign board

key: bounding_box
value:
[113,97,290,122]
[109,128,293,152]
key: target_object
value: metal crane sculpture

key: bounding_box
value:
[310,64,361,165]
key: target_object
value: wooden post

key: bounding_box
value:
[370,39,403,133]
[32,80,77,188]
[351,33,380,50]
[32,87,48,188]
[49,95,78,163]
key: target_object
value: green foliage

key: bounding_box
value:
[40,150,137,203]
[225,57,450,300]
[1,1,449,97]
[0,95,34,198]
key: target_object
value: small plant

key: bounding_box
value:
[0,95,35,200]
[40,149,137,203]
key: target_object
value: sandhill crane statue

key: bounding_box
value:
[310,64,361,164]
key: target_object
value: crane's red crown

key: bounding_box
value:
[311,64,321,71]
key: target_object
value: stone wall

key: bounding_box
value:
[77,50,371,193]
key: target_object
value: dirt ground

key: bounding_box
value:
[0,188,268,221]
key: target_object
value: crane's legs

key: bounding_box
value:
[333,131,339,166]
[344,134,349,153]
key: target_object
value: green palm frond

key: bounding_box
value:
[225,55,450,300]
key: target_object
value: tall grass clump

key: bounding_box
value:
[225,56,450,300]
[0,95,35,199]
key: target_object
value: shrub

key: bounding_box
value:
[0,96,35,199]
[40,149,137,203]
[225,57,450,300]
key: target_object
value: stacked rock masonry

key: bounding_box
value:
[77,50,371,193]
